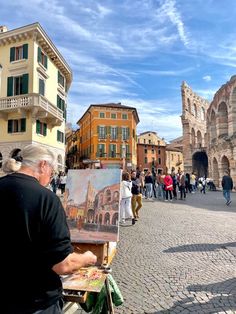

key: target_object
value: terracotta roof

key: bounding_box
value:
[77,103,140,124]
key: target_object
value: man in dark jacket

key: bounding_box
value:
[222,171,234,205]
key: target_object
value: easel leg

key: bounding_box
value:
[105,276,115,314]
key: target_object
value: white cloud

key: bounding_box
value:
[203,75,212,82]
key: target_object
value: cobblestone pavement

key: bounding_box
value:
[65,190,236,314]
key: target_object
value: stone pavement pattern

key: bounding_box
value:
[65,191,236,314]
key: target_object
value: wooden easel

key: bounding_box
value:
[63,241,116,313]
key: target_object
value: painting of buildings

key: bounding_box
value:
[64,169,121,243]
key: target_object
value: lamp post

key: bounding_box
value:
[122,142,126,171]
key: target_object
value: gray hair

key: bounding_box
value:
[2,144,57,173]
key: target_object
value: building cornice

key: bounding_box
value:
[0,22,72,90]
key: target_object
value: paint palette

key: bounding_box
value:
[62,266,107,293]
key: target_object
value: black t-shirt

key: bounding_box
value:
[0,173,73,313]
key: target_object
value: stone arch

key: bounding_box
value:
[112,212,118,225]
[230,87,236,133]
[218,102,228,137]
[196,131,202,148]
[204,133,207,148]
[87,209,95,223]
[221,155,230,175]
[210,110,217,143]
[0,152,2,168]
[191,128,195,147]
[212,157,219,187]
[104,212,110,225]
[193,103,197,118]
[187,98,191,112]
[105,189,111,203]
[201,107,205,121]
[192,151,208,177]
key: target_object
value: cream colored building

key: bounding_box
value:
[0,23,72,171]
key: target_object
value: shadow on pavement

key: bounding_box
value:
[149,277,236,314]
[163,241,236,253]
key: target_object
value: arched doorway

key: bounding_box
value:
[192,151,208,177]
[218,102,228,137]
[212,158,219,186]
[221,155,230,174]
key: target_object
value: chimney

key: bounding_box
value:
[0,26,8,33]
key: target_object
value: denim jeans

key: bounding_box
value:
[223,190,230,203]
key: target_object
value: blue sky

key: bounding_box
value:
[1,0,236,141]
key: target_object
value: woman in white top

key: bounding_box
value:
[120,172,135,225]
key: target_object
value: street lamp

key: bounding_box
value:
[122,142,126,171]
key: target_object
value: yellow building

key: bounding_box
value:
[0,23,72,171]
[77,103,139,169]
[166,146,184,173]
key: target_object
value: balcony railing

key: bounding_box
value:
[0,93,64,125]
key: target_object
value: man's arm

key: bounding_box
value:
[52,251,97,275]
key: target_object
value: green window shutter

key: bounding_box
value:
[7,77,13,96]
[62,99,65,111]
[20,118,26,132]
[107,126,111,135]
[57,95,60,108]
[126,145,129,158]
[38,47,42,63]
[64,108,67,120]
[97,126,100,134]
[109,144,112,157]
[39,79,44,96]
[43,123,47,136]
[57,130,60,141]
[127,127,130,138]
[8,120,13,133]
[10,47,15,62]
[22,74,29,94]
[113,144,116,155]
[102,144,105,155]
[23,44,28,59]
[44,55,48,69]
[96,144,100,157]
[36,120,41,134]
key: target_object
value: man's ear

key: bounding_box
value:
[38,160,47,173]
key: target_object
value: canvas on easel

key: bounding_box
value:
[63,169,122,243]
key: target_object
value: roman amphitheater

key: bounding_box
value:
[181,75,236,187]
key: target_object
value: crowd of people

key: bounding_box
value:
[119,168,233,225]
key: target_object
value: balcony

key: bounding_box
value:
[0,93,64,126]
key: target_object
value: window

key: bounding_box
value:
[99,112,105,118]
[58,71,65,87]
[57,95,66,119]
[111,127,117,140]
[122,127,130,140]
[122,113,127,119]
[152,149,154,154]
[144,149,147,154]
[39,79,45,96]
[7,74,28,96]
[97,144,105,157]
[152,158,155,166]
[158,158,161,164]
[38,47,47,69]
[149,140,151,144]
[36,120,47,136]
[8,118,26,133]
[144,157,147,164]
[144,139,146,144]
[109,144,116,157]
[111,113,116,119]
[57,130,64,143]
[10,44,28,62]
[98,126,106,139]
[158,149,161,154]
[171,154,174,161]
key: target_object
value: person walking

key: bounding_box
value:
[163,172,173,201]
[179,171,186,200]
[222,171,234,205]
[131,170,142,220]
[120,172,135,225]
[1,144,97,314]
[144,170,153,199]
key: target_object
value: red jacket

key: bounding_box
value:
[164,175,173,191]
